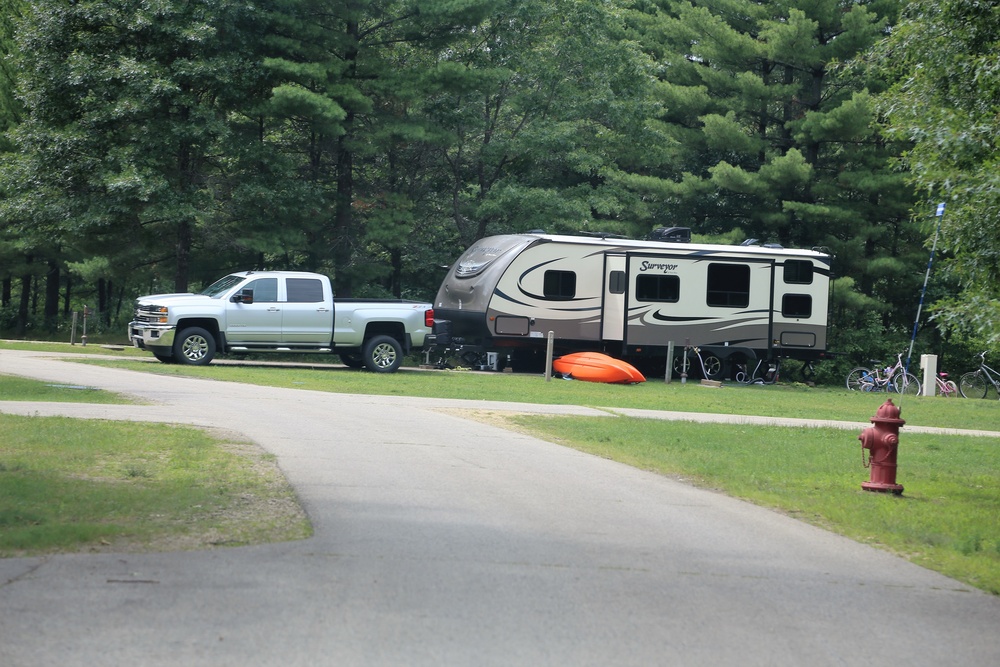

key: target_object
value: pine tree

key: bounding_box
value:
[6,0,268,293]
[625,0,923,356]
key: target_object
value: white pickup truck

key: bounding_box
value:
[128,270,433,372]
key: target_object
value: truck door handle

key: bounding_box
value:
[268,307,280,312]
[316,307,330,312]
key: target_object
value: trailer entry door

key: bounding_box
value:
[602,254,627,341]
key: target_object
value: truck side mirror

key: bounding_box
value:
[232,288,254,305]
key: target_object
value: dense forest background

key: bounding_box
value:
[1,0,997,382]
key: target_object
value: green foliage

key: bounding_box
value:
[0,0,989,370]
[874,0,1000,347]
[624,0,920,341]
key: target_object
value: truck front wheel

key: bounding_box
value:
[363,335,402,373]
[173,327,216,366]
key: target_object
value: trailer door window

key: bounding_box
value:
[783,260,813,285]
[608,270,627,295]
[782,294,812,318]
[543,270,576,300]
[636,274,679,302]
[706,264,750,308]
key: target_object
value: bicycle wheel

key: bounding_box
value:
[960,371,988,399]
[893,372,921,396]
[942,380,958,397]
[846,367,872,391]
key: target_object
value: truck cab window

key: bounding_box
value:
[244,278,278,302]
[543,270,576,300]
[286,278,324,303]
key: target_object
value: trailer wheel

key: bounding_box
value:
[363,335,402,373]
[173,327,216,366]
[701,354,723,380]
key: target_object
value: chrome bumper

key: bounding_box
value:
[128,321,176,350]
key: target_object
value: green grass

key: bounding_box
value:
[0,413,311,557]
[68,355,1000,432]
[0,373,135,404]
[4,340,999,594]
[0,338,148,357]
[506,415,1000,594]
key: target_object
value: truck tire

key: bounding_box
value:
[173,327,216,366]
[363,335,402,373]
[340,352,364,369]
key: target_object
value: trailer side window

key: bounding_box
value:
[706,264,750,308]
[783,260,813,285]
[782,294,812,318]
[543,270,576,300]
[636,274,679,302]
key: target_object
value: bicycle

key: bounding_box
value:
[959,352,1000,399]
[934,372,959,398]
[845,353,921,395]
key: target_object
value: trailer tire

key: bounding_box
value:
[701,353,723,380]
[173,327,216,366]
[363,335,402,373]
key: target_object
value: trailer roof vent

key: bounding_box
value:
[647,227,691,243]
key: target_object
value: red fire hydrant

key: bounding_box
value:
[859,398,905,495]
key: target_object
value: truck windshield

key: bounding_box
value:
[200,275,245,298]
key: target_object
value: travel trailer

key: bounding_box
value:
[429,230,832,378]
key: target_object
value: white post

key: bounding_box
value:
[545,331,555,382]
[920,354,938,397]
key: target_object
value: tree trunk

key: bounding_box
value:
[175,218,192,292]
[333,16,361,298]
[16,271,31,336]
[44,260,60,329]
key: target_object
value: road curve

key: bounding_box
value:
[1,349,998,667]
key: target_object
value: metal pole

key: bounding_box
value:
[906,202,945,376]
[681,339,690,384]
[81,306,89,347]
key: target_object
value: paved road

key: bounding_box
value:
[1,349,998,666]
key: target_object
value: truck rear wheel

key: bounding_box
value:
[173,327,216,366]
[340,352,364,369]
[363,335,402,373]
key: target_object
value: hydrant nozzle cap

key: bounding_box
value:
[871,398,905,425]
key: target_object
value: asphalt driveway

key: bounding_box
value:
[1,349,998,666]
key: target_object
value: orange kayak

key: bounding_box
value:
[552,352,646,384]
